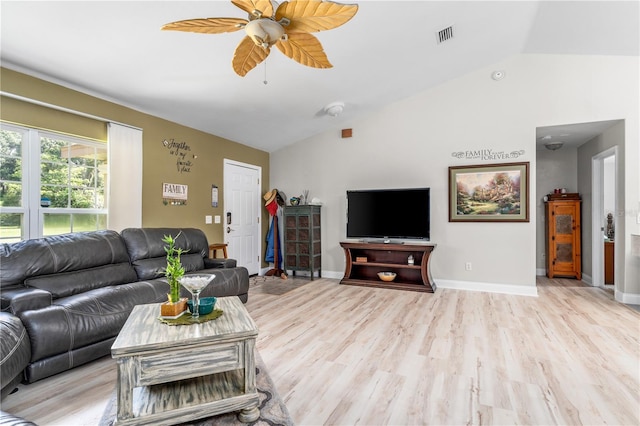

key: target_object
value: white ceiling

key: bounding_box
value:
[1,1,638,153]
[536,120,623,151]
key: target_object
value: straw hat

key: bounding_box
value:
[263,189,277,206]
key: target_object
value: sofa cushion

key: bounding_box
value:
[0,230,133,289]
[24,263,138,299]
[121,228,208,280]
[19,281,167,362]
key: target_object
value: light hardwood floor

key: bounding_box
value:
[2,276,638,425]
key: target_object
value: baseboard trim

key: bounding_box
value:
[536,268,546,276]
[615,290,640,305]
[259,269,344,280]
[260,270,637,302]
[436,279,538,297]
[581,273,593,286]
[269,271,539,297]
[320,270,343,280]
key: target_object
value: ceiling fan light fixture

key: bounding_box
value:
[324,101,345,117]
[544,142,564,151]
[245,19,285,48]
[162,0,359,76]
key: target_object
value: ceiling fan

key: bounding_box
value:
[162,0,359,77]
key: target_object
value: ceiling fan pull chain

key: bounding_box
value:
[263,60,268,85]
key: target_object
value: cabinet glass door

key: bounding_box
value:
[552,205,576,273]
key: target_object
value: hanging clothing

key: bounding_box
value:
[266,198,278,216]
[265,215,282,263]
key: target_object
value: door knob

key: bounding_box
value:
[227,226,234,234]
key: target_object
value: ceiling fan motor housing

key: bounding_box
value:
[245,19,285,48]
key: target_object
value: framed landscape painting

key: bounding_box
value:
[449,162,529,222]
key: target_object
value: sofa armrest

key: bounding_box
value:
[0,410,37,426]
[186,267,249,302]
[1,288,52,315]
[0,312,31,394]
[203,258,237,269]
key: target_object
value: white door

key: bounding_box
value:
[224,160,261,275]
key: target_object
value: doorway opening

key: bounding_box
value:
[591,147,618,289]
[535,119,622,289]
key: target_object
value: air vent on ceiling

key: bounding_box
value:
[436,25,454,44]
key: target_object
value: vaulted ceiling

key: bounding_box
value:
[1,1,638,152]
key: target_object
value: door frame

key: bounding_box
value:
[223,159,262,273]
[591,146,617,288]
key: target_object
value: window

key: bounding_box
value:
[0,126,26,242]
[0,124,107,242]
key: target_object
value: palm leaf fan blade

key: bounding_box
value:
[276,33,332,69]
[161,17,247,34]
[276,1,358,33]
[233,35,271,76]
[232,0,274,18]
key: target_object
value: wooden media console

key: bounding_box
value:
[340,241,436,292]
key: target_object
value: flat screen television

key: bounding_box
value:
[346,188,430,241]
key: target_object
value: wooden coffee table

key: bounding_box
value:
[111,297,259,425]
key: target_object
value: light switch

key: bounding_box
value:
[214,215,221,224]
[205,215,213,224]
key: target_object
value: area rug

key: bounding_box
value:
[249,275,313,296]
[99,351,293,426]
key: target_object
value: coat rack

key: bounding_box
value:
[264,189,287,279]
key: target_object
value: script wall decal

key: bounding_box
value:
[162,139,198,173]
[451,149,525,161]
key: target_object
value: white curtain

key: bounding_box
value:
[107,123,142,231]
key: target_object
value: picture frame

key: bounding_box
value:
[449,162,529,222]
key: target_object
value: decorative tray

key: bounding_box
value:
[159,310,189,320]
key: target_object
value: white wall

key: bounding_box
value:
[271,54,640,295]
[604,155,616,221]
[577,121,640,300]
[577,123,624,283]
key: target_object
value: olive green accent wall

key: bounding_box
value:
[0,68,271,257]
[1,96,107,141]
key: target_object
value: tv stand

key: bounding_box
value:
[363,238,403,245]
[340,241,436,292]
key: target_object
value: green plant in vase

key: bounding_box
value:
[160,232,188,316]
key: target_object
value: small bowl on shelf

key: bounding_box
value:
[377,272,397,282]
[187,297,216,315]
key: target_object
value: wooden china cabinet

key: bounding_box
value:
[545,195,582,280]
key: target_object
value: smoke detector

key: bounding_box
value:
[324,101,344,117]
[491,70,506,81]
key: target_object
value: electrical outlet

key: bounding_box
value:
[465,262,472,271]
